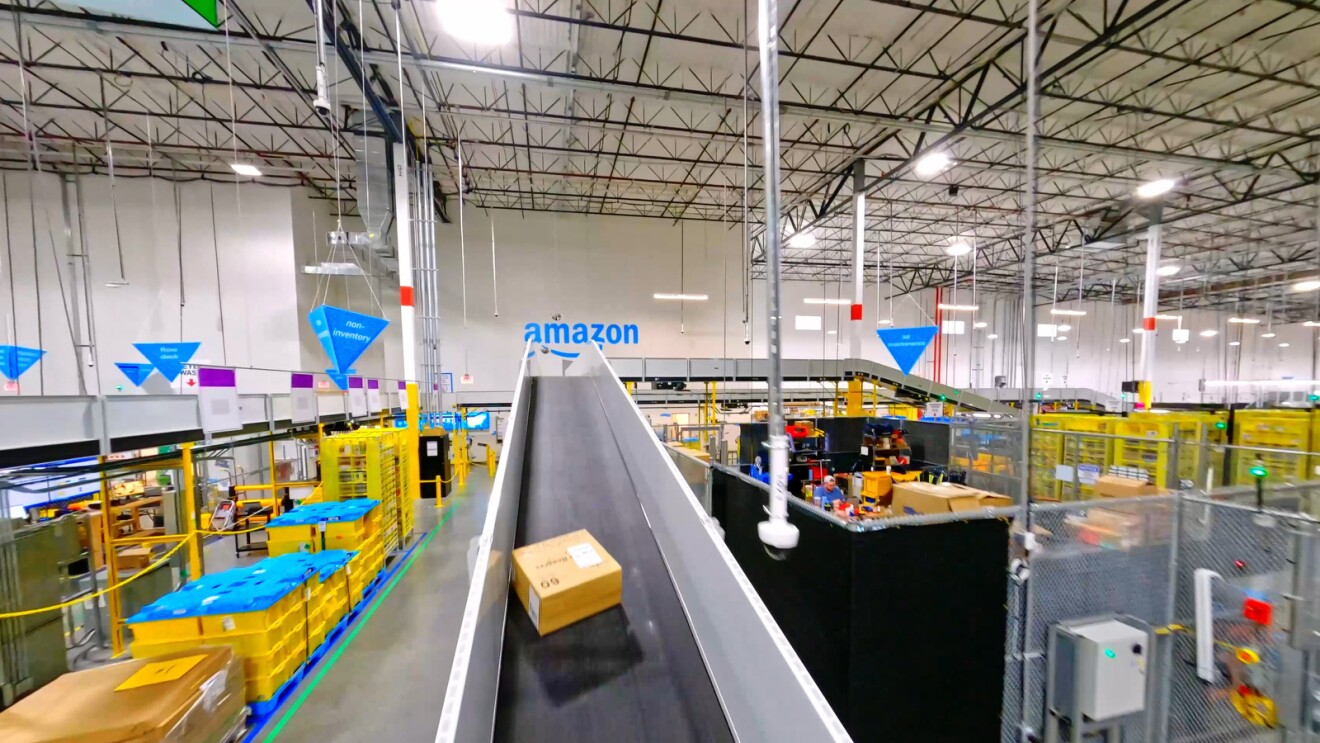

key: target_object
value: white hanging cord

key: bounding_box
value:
[360,0,370,229]
[2,175,16,346]
[458,133,469,375]
[680,223,686,334]
[490,215,499,316]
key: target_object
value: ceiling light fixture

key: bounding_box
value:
[1293,280,1320,292]
[1279,342,1291,348]
[1262,332,1277,339]
[877,318,894,326]
[1305,321,1320,328]
[937,303,979,312]
[973,321,988,329]
[1228,317,1261,324]
[1155,314,1182,321]
[804,298,850,305]
[1119,338,1131,344]
[1229,341,1241,347]
[913,151,952,178]
[437,0,515,45]
[986,333,999,340]
[1199,329,1218,337]
[1136,178,1177,199]
[827,330,838,335]
[788,231,817,249]
[1156,263,1181,277]
[1056,336,1069,341]
[1050,308,1087,317]
[1057,324,1072,332]
[653,293,709,301]
[230,163,262,177]
[946,240,972,257]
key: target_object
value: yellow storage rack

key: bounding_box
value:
[1110,412,1225,491]
[1057,416,1115,500]
[1029,414,1066,501]
[321,428,414,554]
[1232,409,1312,485]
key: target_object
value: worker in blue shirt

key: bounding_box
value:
[813,475,845,507]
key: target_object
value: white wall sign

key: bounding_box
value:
[366,380,383,413]
[348,377,368,418]
[291,373,316,424]
[198,368,242,434]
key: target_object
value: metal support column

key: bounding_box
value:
[850,161,865,359]
[1138,209,1163,410]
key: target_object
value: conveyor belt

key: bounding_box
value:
[493,377,733,742]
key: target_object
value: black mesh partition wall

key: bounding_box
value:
[711,467,1009,742]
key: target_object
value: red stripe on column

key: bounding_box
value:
[400,286,415,307]
[850,303,863,321]
[1143,317,1156,331]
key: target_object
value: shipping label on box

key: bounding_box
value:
[511,529,623,636]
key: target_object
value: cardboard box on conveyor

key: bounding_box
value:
[0,646,246,743]
[511,529,623,636]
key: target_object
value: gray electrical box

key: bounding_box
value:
[1047,616,1149,741]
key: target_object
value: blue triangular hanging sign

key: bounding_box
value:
[0,345,44,381]
[877,326,938,375]
[325,368,355,391]
[133,342,201,382]
[115,362,155,387]
[308,305,389,373]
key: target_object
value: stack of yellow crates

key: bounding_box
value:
[126,566,311,705]
[263,500,382,556]
[263,552,355,651]
[1057,416,1115,500]
[1233,409,1312,485]
[1029,414,1066,500]
[321,428,413,553]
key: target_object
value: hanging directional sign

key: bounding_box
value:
[325,368,354,391]
[133,342,201,382]
[308,305,389,374]
[0,345,44,381]
[877,326,938,376]
[115,362,155,387]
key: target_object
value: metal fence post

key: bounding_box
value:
[1151,490,1183,741]
[1167,429,1181,492]
[1070,432,1081,500]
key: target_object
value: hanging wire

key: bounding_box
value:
[1,175,15,346]
[680,222,686,334]
[458,133,469,375]
[490,215,499,317]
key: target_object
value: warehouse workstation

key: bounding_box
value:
[1,0,1319,742]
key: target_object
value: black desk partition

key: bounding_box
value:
[711,467,1009,742]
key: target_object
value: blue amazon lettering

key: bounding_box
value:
[523,321,639,358]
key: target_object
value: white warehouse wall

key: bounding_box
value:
[0,170,301,395]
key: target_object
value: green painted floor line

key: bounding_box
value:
[260,505,457,742]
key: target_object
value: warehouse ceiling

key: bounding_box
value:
[1,0,1319,318]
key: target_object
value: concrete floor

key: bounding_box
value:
[256,471,493,743]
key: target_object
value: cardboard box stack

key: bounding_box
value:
[890,481,1013,516]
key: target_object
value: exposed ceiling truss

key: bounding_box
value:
[0,0,1318,318]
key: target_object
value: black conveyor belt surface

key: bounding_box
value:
[493,378,733,743]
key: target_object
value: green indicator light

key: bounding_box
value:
[115,385,124,392]
[1033,392,1043,400]
[938,394,946,401]
[1215,421,1227,430]
[1310,394,1319,403]
[1104,648,1116,659]
[1249,465,1268,479]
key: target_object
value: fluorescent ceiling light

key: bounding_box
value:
[1155,314,1182,321]
[1279,342,1290,348]
[1204,379,1320,387]
[986,333,999,340]
[937,303,978,311]
[230,163,262,177]
[302,262,367,276]
[1136,178,1176,199]
[1199,329,1218,337]
[1304,321,1320,327]
[1050,308,1087,317]
[653,293,708,301]
[913,151,952,178]
[1229,341,1241,347]
[1293,280,1320,292]
[437,0,514,44]
[804,298,850,305]
[826,330,838,335]
[1056,336,1069,341]
[973,321,988,329]
[877,318,893,326]
[1156,263,1181,277]
[1262,332,1277,338]
[788,231,817,249]
[946,241,972,257]
[1119,337,1131,343]
[1133,328,1145,334]
[1057,324,1072,332]
[1228,317,1260,324]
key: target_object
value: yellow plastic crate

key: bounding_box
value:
[198,584,306,637]
[265,524,321,557]
[128,616,202,644]
[247,644,305,702]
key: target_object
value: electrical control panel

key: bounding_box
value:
[1068,619,1148,720]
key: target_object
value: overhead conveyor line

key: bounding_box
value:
[609,357,1018,415]
[436,342,849,743]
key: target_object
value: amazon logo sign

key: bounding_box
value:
[524,321,639,359]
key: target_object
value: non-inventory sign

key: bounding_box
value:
[876,326,937,375]
[347,376,368,418]
[0,345,45,381]
[115,362,155,387]
[197,367,241,434]
[325,368,353,391]
[291,373,316,424]
[133,342,200,382]
[308,305,389,375]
